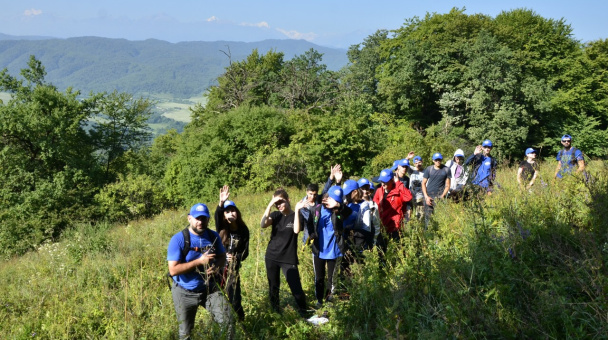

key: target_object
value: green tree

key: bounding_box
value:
[342,29,389,113]
[203,49,284,114]
[276,48,340,113]
[165,105,293,203]
[0,56,160,256]
[88,91,153,181]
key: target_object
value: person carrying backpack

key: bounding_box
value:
[306,186,352,309]
[167,203,233,339]
[465,139,497,195]
[554,134,586,179]
[357,178,380,246]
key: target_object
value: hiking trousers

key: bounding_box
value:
[171,281,234,339]
[264,258,307,313]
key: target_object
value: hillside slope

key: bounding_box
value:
[0,35,348,98]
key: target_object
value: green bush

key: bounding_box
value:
[95,173,172,222]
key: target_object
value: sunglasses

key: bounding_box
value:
[274,200,286,206]
[562,140,571,143]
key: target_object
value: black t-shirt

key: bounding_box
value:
[423,165,452,198]
[265,211,299,265]
[519,161,538,182]
[398,175,410,190]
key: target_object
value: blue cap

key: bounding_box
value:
[525,148,536,155]
[223,200,236,209]
[561,134,572,141]
[432,153,443,161]
[390,160,400,171]
[328,185,343,203]
[189,203,210,218]
[412,156,422,163]
[482,139,493,147]
[342,179,359,196]
[378,169,393,183]
[397,159,410,168]
[357,178,371,188]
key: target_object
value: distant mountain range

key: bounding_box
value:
[0,34,349,98]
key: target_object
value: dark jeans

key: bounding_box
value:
[312,255,340,303]
[171,281,234,340]
[264,258,307,313]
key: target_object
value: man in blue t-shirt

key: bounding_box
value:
[554,134,586,179]
[465,139,497,194]
[167,203,231,339]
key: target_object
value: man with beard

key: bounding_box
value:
[167,203,232,339]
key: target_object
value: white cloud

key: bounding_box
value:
[240,21,270,28]
[276,28,317,41]
[24,9,43,17]
[206,16,218,22]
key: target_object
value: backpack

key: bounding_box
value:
[165,228,220,290]
[559,147,585,166]
[306,204,352,255]
[346,202,375,250]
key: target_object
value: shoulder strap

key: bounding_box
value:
[180,228,191,262]
[572,148,583,164]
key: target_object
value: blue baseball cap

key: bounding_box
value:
[189,203,210,218]
[378,169,393,183]
[342,179,359,196]
[223,200,236,209]
[357,178,375,191]
[432,153,443,161]
[328,185,343,203]
[561,134,572,141]
[357,178,371,188]
[390,160,400,171]
[397,159,410,168]
[412,156,422,163]
[482,139,493,147]
[525,148,536,155]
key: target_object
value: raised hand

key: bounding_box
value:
[329,164,341,180]
[322,196,341,209]
[334,165,343,184]
[219,185,230,206]
[474,145,482,155]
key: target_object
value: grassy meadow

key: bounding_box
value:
[1,161,607,339]
[154,95,207,123]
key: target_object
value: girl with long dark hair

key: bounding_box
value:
[215,185,249,321]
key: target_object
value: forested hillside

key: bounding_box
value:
[0,36,348,98]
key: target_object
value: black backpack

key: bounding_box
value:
[165,228,219,290]
[307,204,352,255]
[559,147,585,166]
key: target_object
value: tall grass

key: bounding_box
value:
[1,161,607,339]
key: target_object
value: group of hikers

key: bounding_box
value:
[166,134,586,339]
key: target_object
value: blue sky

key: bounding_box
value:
[1,1,607,48]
